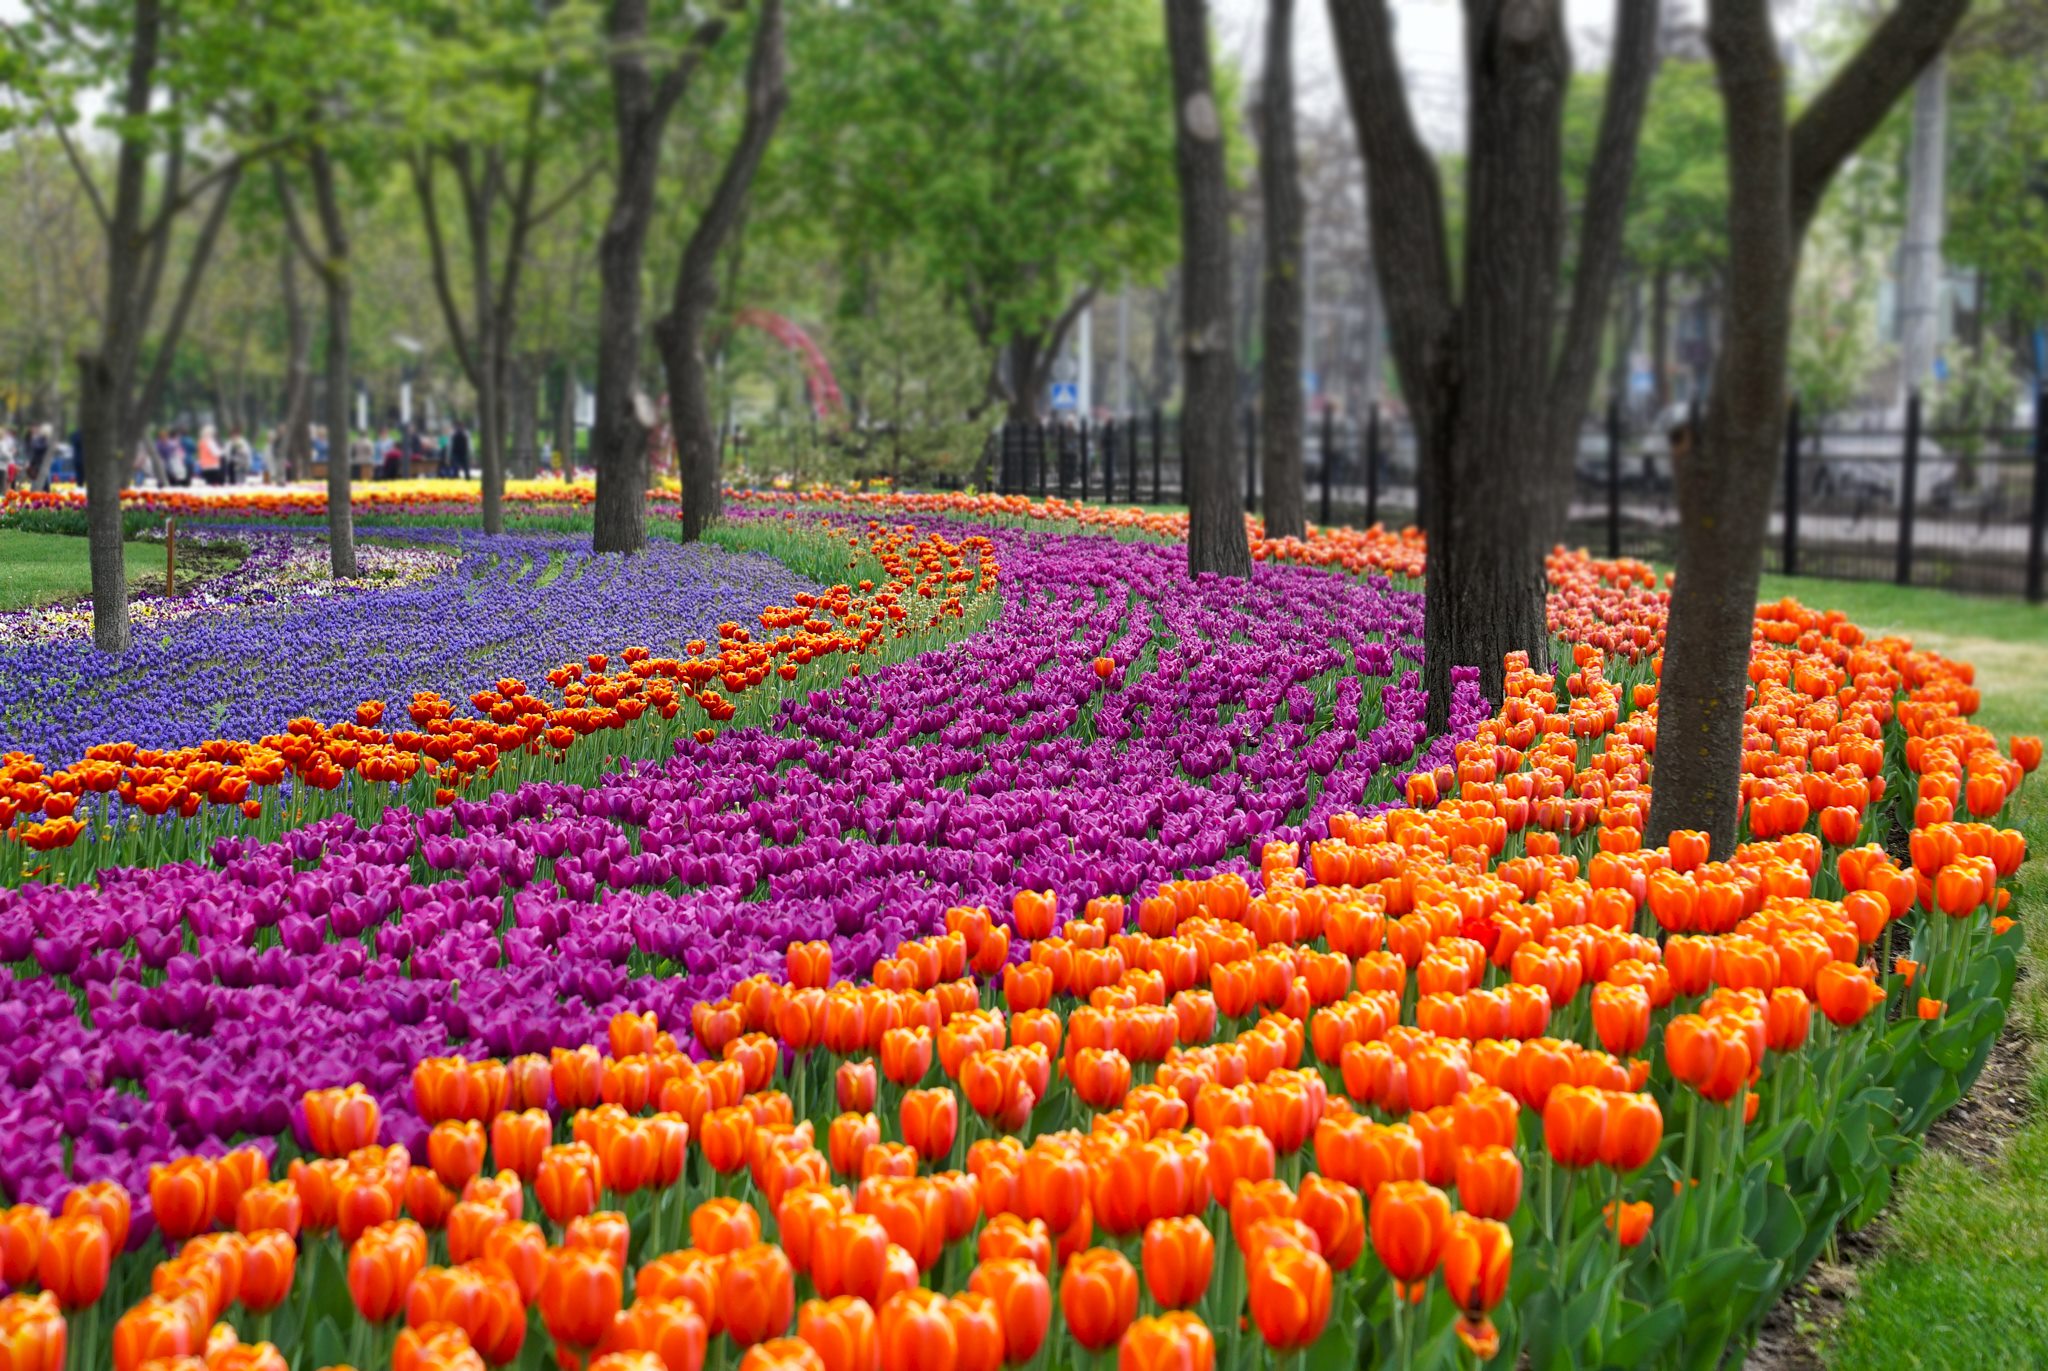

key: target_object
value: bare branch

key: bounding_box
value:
[1548,0,1660,445]
[132,168,244,435]
[1788,0,1971,236]
[410,150,481,384]
[0,19,115,231]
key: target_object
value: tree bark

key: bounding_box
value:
[1648,0,1969,855]
[658,0,787,544]
[279,214,313,483]
[1327,0,1657,734]
[1165,0,1251,579]
[288,147,359,578]
[1258,0,1307,539]
[592,3,726,554]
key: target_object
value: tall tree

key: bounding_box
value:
[1258,0,1306,539]
[590,0,728,555]
[276,143,362,577]
[1648,0,1971,854]
[1327,0,1660,732]
[784,0,1179,425]
[657,0,788,543]
[1,0,285,650]
[407,0,601,536]
[1166,0,1250,578]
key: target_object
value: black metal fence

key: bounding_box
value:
[991,387,2048,601]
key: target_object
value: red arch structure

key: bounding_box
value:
[733,309,845,419]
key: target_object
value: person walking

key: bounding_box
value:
[449,420,472,481]
[27,426,52,491]
[225,428,253,486]
[196,425,223,486]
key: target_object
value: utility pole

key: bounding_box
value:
[1898,50,1948,410]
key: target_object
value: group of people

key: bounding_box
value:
[0,425,65,491]
[0,417,482,491]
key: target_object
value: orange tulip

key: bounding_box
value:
[875,1289,955,1371]
[1591,983,1650,1059]
[485,1110,548,1183]
[1059,1248,1138,1351]
[703,1107,758,1176]
[596,1298,706,1371]
[1115,1312,1214,1371]
[61,1181,131,1253]
[1604,1199,1654,1247]
[535,1144,605,1225]
[1247,1244,1332,1352]
[880,1028,933,1088]
[238,1229,297,1313]
[1139,1217,1214,1309]
[540,1245,624,1350]
[36,1214,112,1309]
[1542,1085,1609,1170]
[1205,1126,1275,1209]
[1012,890,1058,941]
[795,1297,876,1371]
[349,1220,428,1323]
[111,1292,205,1371]
[722,1243,797,1347]
[1453,1144,1521,1221]
[738,1338,826,1371]
[0,1292,67,1371]
[902,1088,959,1163]
[1599,1092,1664,1172]
[837,1061,878,1115]
[566,1211,633,1275]
[976,1214,1052,1277]
[967,1257,1052,1364]
[1815,963,1884,1028]
[1019,1149,1088,1234]
[1293,1175,1364,1271]
[947,1290,1003,1371]
[690,1198,762,1257]
[303,1085,382,1156]
[0,1206,50,1288]
[1441,1212,1512,1359]
[1369,1180,1449,1300]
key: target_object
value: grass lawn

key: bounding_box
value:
[1749,577,2048,1366]
[0,530,169,611]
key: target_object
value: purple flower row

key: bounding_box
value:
[0,525,1486,1229]
[0,526,814,766]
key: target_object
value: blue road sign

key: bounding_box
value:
[1050,382,1079,412]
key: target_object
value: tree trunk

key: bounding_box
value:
[660,0,787,544]
[1258,0,1306,539]
[593,1,723,553]
[1649,0,1968,854]
[306,149,358,578]
[557,365,577,476]
[1165,0,1250,579]
[280,241,313,483]
[510,357,539,479]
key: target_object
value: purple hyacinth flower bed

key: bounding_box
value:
[0,527,817,765]
[0,524,1484,1225]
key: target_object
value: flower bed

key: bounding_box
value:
[0,511,2034,1371]
[0,522,995,878]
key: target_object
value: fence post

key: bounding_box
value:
[165,517,177,596]
[1036,420,1047,498]
[1605,398,1622,559]
[1103,420,1116,503]
[1079,423,1090,503]
[1782,397,1802,577]
[2024,382,2048,603]
[1318,406,1334,526]
[1151,408,1163,504]
[1896,390,1921,587]
[1365,403,1381,528]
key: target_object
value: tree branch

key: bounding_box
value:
[132,168,244,437]
[650,17,731,127]
[409,150,480,384]
[273,160,326,278]
[140,136,296,246]
[1549,0,1660,447]
[1327,0,1457,432]
[1788,0,1972,236]
[0,19,114,230]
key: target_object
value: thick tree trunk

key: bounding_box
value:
[80,355,132,651]
[592,2,723,553]
[661,0,786,544]
[1425,1,1569,733]
[1165,0,1250,579]
[1649,0,1968,853]
[1257,0,1306,540]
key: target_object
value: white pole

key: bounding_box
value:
[1898,50,1948,409]
[1115,286,1131,416]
